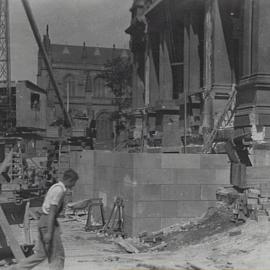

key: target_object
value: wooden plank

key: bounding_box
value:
[0,206,25,261]
[0,226,8,248]
[114,238,139,254]
[24,201,31,244]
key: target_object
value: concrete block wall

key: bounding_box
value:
[70,151,95,201]
[70,151,230,236]
[132,153,230,235]
[247,150,270,189]
[244,150,270,195]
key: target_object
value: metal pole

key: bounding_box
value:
[6,0,11,121]
[67,81,70,113]
[184,13,191,154]
[202,0,213,142]
[184,87,187,153]
[21,0,72,128]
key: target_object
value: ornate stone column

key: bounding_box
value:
[235,0,270,142]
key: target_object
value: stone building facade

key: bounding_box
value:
[37,27,130,149]
[126,0,270,152]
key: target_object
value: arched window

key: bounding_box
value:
[85,73,92,92]
[93,77,105,97]
[96,112,113,142]
[63,75,76,97]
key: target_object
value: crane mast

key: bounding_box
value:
[0,0,12,132]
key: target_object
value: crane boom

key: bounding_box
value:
[21,0,72,128]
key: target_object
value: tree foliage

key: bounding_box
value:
[98,56,132,110]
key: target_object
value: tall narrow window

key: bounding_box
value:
[165,0,184,99]
[93,77,105,97]
[63,75,75,97]
[31,93,40,111]
[149,31,160,83]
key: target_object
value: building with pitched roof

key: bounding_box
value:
[37,26,130,149]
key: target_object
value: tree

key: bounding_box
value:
[97,56,132,147]
[98,56,132,111]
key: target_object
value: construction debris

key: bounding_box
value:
[217,185,270,224]
[229,229,242,237]
[67,199,91,214]
[149,241,167,252]
[136,263,179,270]
[140,231,164,244]
[114,237,139,254]
[185,262,213,270]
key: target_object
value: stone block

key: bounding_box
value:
[177,201,215,218]
[174,169,217,185]
[78,150,95,165]
[215,169,231,185]
[95,151,114,167]
[135,201,162,218]
[95,166,111,184]
[81,184,94,198]
[123,198,135,218]
[200,154,230,169]
[246,167,270,180]
[113,152,133,168]
[161,154,200,169]
[247,179,270,186]
[72,184,94,201]
[134,184,161,201]
[124,215,133,236]
[133,168,175,185]
[133,153,161,169]
[260,183,270,197]
[69,151,79,165]
[161,185,201,201]
[201,185,222,201]
[161,201,178,218]
[252,149,270,166]
[76,164,94,185]
[113,167,133,183]
[132,217,162,236]
[118,185,135,217]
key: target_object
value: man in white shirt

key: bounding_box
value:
[12,169,79,270]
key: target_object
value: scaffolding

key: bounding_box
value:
[0,0,12,132]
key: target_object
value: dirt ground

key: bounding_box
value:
[3,209,270,270]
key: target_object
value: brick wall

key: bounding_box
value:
[70,151,230,236]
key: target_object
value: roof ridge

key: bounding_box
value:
[51,43,129,51]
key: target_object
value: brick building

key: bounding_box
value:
[126,0,270,152]
[37,26,130,149]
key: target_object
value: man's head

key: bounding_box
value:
[62,169,79,189]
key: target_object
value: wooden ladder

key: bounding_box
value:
[9,145,24,183]
[202,86,237,154]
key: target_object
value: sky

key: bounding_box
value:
[10,0,132,83]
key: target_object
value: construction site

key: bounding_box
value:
[1,0,270,269]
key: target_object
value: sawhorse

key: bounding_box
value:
[85,198,105,232]
[102,197,125,237]
[0,200,32,262]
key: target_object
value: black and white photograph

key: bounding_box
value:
[0,0,268,269]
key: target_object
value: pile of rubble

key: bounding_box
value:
[217,186,270,224]
[115,204,238,254]
[116,185,270,255]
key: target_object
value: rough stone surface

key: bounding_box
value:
[71,151,230,236]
